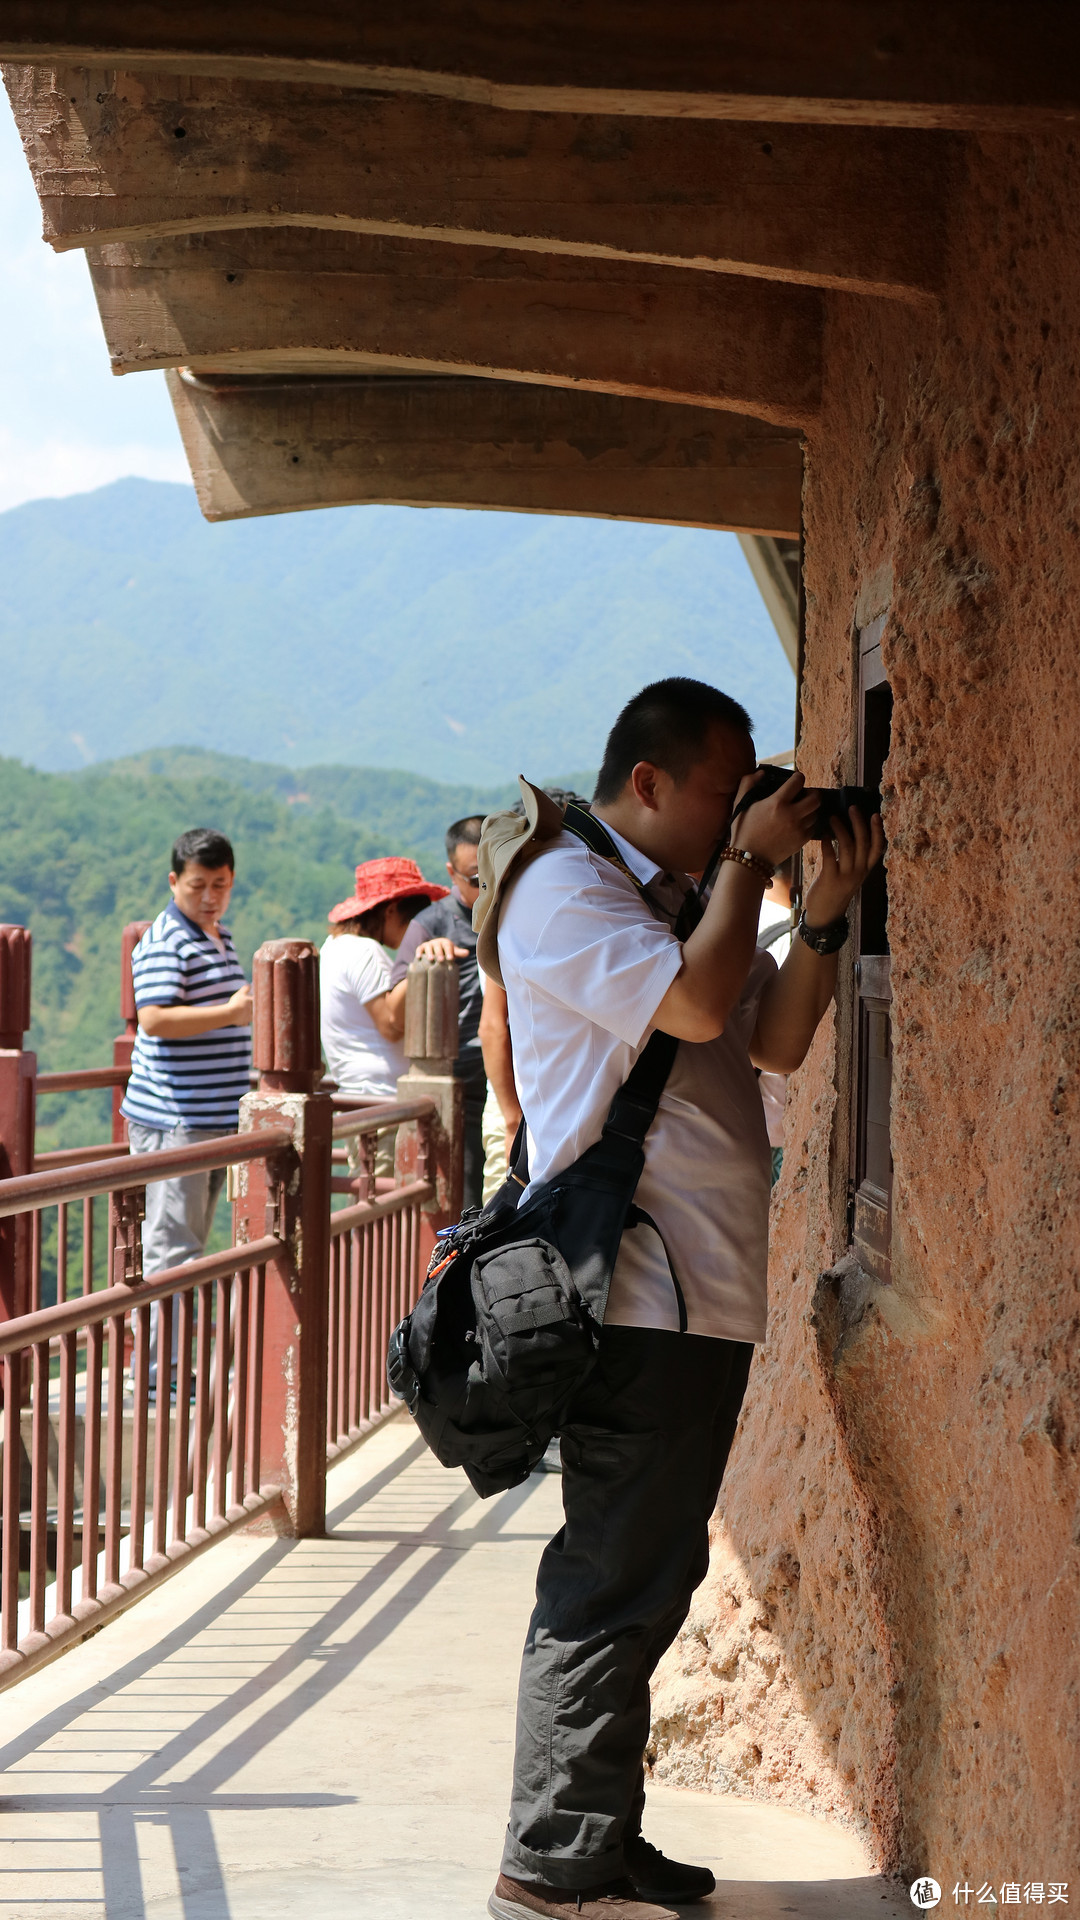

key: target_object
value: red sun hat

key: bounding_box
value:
[328,857,449,925]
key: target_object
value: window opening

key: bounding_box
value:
[850,618,893,1280]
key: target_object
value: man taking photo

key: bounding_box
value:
[121,828,252,1389]
[485,678,884,1920]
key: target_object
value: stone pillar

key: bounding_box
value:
[235,938,332,1536]
[0,926,35,1323]
[396,957,465,1269]
[112,920,150,1144]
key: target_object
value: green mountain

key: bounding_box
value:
[0,480,794,782]
[97,745,577,868]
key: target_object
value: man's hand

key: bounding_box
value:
[415,938,468,963]
[751,805,886,1074]
[226,982,253,1026]
[802,804,885,926]
[730,769,819,868]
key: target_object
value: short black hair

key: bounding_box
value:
[592,678,753,806]
[445,816,484,859]
[171,828,235,875]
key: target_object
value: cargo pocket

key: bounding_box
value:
[559,1420,660,1479]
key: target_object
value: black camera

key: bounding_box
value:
[730,764,881,842]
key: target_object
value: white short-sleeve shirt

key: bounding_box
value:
[496,822,776,1345]
[320,933,407,1100]
[757,898,794,1149]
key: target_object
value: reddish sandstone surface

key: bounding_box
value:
[651,132,1080,1887]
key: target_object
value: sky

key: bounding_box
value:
[0,90,189,513]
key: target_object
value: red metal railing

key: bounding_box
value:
[326,1101,435,1460]
[0,926,462,1690]
[0,1129,292,1685]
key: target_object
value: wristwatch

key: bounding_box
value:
[797,910,850,956]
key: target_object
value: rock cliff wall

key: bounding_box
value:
[652,133,1080,1886]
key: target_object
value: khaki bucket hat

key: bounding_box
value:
[474,777,567,987]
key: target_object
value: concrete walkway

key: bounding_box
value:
[0,1417,908,1919]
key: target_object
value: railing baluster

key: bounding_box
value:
[338,1231,351,1444]
[367,1213,380,1428]
[82,1197,94,1296]
[336,1235,347,1441]
[248,1265,264,1498]
[192,1281,212,1530]
[368,1217,379,1420]
[172,1288,193,1547]
[128,1303,150,1574]
[56,1329,77,1616]
[368,1219,379,1421]
[105,1197,115,1297]
[326,1235,339,1450]
[381,1213,393,1416]
[232,1269,249,1506]
[28,1341,48,1635]
[150,1294,172,1562]
[348,1225,361,1435]
[30,1211,41,1313]
[358,1223,372,1426]
[56,1202,68,1309]
[389,1207,402,1363]
[379,1217,391,1416]
[399,1207,410,1329]
[2,1352,23,1650]
[365,1221,377,1422]
[404,1203,415,1316]
[212,1276,230,1521]
[81,1322,103,1601]
[103,1312,125,1591]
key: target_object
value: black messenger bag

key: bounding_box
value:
[386,1029,684,1497]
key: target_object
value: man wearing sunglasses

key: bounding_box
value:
[390,815,487,1206]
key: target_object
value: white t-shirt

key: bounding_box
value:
[497,822,776,1345]
[320,933,407,1099]
[757,898,795,1148]
[758,895,794,965]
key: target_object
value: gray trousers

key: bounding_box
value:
[126,1121,231,1387]
[502,1325,753,1890]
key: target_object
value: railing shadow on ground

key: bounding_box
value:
[0,1435,543,1920]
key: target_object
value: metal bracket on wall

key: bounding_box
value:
[264,1154,291,1242]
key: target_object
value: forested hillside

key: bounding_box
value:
[100,747,541,867]
[0,480,795,781]
[0,752,520,1148]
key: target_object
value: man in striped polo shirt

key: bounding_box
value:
[121,829,252,1387]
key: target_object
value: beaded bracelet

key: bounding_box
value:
[718,845,775,884]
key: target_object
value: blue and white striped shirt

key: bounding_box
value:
[120,903,252,1132]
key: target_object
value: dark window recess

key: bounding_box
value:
[850,619,893,1281]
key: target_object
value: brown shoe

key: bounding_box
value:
[487,1872,678,1920]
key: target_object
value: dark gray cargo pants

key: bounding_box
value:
[501,1324,753,1890]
